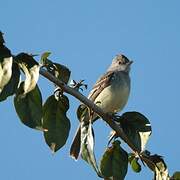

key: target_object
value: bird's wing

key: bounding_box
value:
[88,71,115,102]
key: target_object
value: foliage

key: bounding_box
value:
[0,31,179,180]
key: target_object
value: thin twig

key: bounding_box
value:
[39,68,139,153]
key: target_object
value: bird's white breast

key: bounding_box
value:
[94,79,130,113]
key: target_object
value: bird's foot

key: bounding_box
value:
[106,112,121,122]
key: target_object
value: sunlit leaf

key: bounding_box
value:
[130,157,141,173]
[15,53,40,96]
[81,120,101,176]
[43,94,71,153]
[0,43,13,93]
[0,62,20,101]
[14,85,43,130]
[40,52,51,65]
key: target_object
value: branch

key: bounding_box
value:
[39,68,139,153]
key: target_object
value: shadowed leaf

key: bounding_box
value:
[40,52,71,84]
[112,140,128,180]
[14,85,43,130]
[43,94,70,153]
[142,154,169,180]
[171,171,180,180]
[118,111,151,152]
[100,146,113,178]
[0,31,5,44]
[100,140,128,179]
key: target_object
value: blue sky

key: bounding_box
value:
[0,0,180,179]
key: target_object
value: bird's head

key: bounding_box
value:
[108,54,133,73]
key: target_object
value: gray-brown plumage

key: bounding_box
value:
[70,54,133,159]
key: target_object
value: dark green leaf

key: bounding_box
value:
[15,53,40,95]
[100,141,128,179]
[0,62,20,101]
[119,111,151,152]
[40,52,71,84]
[51,62,71,84]
[112,140,128,180]
[0,31,5,44]
[43,94,70,153]
[0,44,13,93]
[14,85,43,130]
[77,104,99,122]
[77,104,88,122]
[171,171,180,180]
[100,146,113,178]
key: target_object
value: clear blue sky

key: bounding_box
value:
[0,0,180,179]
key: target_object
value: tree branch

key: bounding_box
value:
[39,68,139,153]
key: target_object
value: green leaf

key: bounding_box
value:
[15,53,40,96]
[100,141,128,179]
[130,158,141,173]
[40,52,71,84]
[142,154,169,180]
[171,172,180,180]
[112,140,128,180]
[77,104,99,122]
[0,62,20,101]
[0,31,5,44]
[40,52,51,65]
[119,111,151,152]
[81,120,101,176]
[77,104,88,122]
[53,62,71,84]
[14,85,43,130]
[43,94,71,153]
[0,44,13,93]
[128,153,135,163]
[100,146,113,178]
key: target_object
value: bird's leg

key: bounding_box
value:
[106,112,121,122]
[106,112,121,145]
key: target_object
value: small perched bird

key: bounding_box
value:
[70,54,133,159]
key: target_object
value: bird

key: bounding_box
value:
[70,54,133,159]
